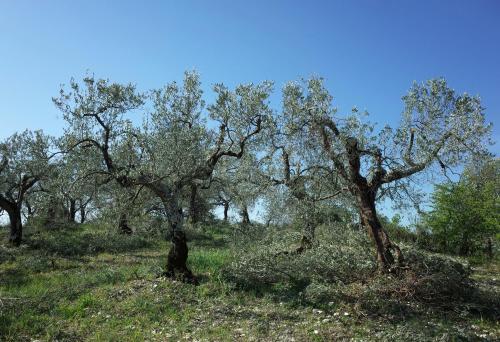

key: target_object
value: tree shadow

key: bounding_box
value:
[0,268,31,288]
[23,228,155,257]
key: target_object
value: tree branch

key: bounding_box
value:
[382,131,453,183]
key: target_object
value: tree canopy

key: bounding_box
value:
[0,73,494,275]
[425,158,499,256]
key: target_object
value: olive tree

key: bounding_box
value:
[55,71,271,281]
[281,78,491,270]
[260,96,346,249]
[212,154,265,225]
[0,130,53,245]
[32,142,102,226]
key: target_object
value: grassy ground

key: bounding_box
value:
[0,223,498,341]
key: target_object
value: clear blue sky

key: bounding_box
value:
[0,0,498,222]
[1,0,499,147]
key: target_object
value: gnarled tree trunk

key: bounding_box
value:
[240,205,250,225]
[301,221,315,249]
[223,201,229,222]
[156,188,197,284]
[486,237,493,259]
[68,198,77,223]
[80,206,86,223]
[0,197,23,246]
[357,190,403,270]
[459,232,471,256]
[44,197,66,227]
[7,205,23,246]
[118,213,132,234]
[291,204,316,254]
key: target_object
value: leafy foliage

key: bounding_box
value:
[0,130,53,205]
[224,223,475,308]
[424,158,499,256]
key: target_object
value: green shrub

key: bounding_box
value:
[224,224,376,288]
[223,223,475,310]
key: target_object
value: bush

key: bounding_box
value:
[223,223,475,309]
[400,247,473,301]
[224,224,376,288]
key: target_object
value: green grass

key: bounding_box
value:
[0,223,498,341]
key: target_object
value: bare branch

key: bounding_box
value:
[382,131,453,183]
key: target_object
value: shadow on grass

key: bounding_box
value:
[183,228,229,249]
[222,266,499,325]
[0,268,31,288]
[23,226,155,258]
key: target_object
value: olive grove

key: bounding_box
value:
[53,72,271,281]
[1,73,493,277]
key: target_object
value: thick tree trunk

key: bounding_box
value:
[486,237,493,259]
[289,206,316,254]
[8,206,23,246]
[302,221,315,246]
[158,190,197,284]
[357,191,403,271]
[118,213,132,234]
[459,232,471,256]
[240,205,250,225]
[80,206,86,224]
[223,201,229,222]
[68,199,77,223]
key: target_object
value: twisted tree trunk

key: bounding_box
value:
[80,206,86,223]
[0,197,23,246]
[486,237,493,259]
[223,201,229,222]
[240,205,250,225]
[118,213,132,234]
[155,187,197,284]
[7,206,23,246]
[289,204,316,254]
[357,190,403,270]
[459,232,471,256]
[68,198,77,223]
